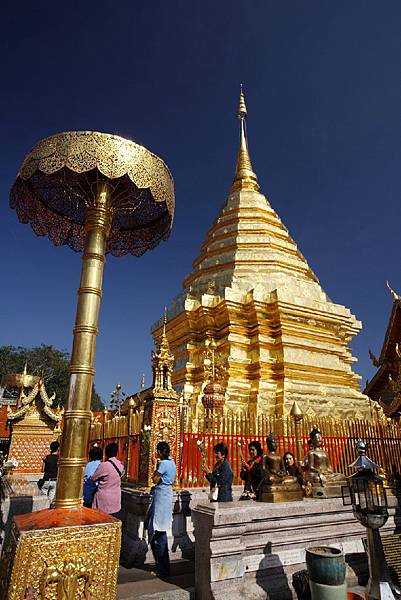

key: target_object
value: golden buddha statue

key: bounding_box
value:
[304,427,346,498]
[259,433,303,503]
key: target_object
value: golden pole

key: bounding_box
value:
[54,184,112,509]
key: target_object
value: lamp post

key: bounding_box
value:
[4,131,175,600]
[343,440,397,599]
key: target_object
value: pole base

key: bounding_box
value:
[0,507,121,600]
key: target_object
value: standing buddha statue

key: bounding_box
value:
[259,433,303,503]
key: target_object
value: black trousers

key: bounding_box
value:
[150,531,170,577]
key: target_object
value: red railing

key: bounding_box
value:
[91,431,401,488]
[87,434,140,480]
[126,434,140,481]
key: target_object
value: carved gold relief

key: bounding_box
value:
[4,519,120,600]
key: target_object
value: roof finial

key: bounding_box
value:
[386,280,400,301]
[231,85,260,194]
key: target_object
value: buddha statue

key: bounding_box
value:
[259,433,303,503]
[304,427,346,498]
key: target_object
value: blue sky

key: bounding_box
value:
[1,1,401,404]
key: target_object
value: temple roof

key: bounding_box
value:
[364,288,401,416]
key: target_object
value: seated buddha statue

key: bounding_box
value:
[304,427,346,498]
[259,433,303,503]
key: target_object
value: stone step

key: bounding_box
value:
[119,589,194,600]
[117,561,194,600]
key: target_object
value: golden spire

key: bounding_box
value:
[231,85,260,193]
[162,306,167,336]
[159,307,170,352]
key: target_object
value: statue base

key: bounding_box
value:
[259,486,303,503]
[311,482,345,499]
[0,507,121,600]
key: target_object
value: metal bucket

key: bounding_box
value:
[306,546,346,586]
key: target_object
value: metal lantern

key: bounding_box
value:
[346,440,388,529]
[343,440,397,600]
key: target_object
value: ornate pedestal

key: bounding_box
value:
[0,508,121,600]
[259,483,303,503]
[310,481,345,499]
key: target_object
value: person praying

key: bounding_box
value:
[239,440,263,500]
[203,442,233,502]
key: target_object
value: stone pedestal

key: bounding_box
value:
[192,497,400,600]
[120,485,195,567]
[0,484,49,557]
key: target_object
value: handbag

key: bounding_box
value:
[208,486,219,501]
[37,478,45,489]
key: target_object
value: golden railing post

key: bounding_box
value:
[103,407,108,444]
[374,403,390,476]
[54,184,112,509]
[290,401,303,463]
[125,397,135,481]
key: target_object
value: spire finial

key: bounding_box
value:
[231,85,260,194]
[163,306,167,335]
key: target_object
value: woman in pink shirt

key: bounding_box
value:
[91,442,124,518]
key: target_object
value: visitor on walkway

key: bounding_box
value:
[203,441,233,502]
[83,445,103,508]
[283,451,304,487]
[91,442,124,518]
[145,441,177,578]
[239,440,263,500]
[41,440,60,502]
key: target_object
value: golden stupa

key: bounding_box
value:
[153,88,370,420]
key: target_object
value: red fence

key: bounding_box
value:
[91,430,401,489]
[179,432,367,488]
[88,434,140,480]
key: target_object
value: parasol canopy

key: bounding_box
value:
[10,131,175,257]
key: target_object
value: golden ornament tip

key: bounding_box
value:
[238,84,247,117]
[290,401,303,417]
[231,86,259,194]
